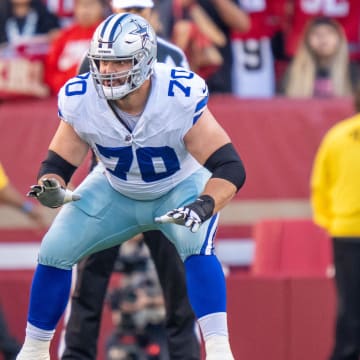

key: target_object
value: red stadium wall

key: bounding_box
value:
[0,96,353,359]
[0,271,336,360]
[0,95,355,235]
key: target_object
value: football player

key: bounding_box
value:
[16,13,245,360]
[61,2,198,360]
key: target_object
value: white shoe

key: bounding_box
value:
[16,337,50,360]
[206,349,234,360]
[16,348,50,360]
[205,336,235,360]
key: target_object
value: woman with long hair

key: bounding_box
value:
[283,17,358,98]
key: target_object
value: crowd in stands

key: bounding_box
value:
[1,0,360,99]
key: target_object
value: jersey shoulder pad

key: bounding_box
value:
[154,63,209,125]
[169,65,208,110]
[155,63,208,99]
[57,73,92,124]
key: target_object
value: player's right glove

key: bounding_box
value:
[154,195,215,233]
[27,178,81,208]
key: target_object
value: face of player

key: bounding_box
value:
[307,24,341,59]
[99,59,133,87]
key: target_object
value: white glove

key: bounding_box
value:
[27,178,81,208]
[155,195,215,233]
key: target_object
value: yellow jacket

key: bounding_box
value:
[311,113,360,237]
[0,163,9,191]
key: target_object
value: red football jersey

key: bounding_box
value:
[286,0,360,59]
[231,0,287,40]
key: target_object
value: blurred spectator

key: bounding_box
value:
[231,0,286,97]
[310,86,360,360]
[285,0,360,61]
[105,236,168,360]
[0,0,60,99]
[154,0,174,39]
[171,0,224,80]
[172,0,250,93]
[44,0,76,28]
[44,0,109,94]
[0,0,60,46]
[282,17,358,98]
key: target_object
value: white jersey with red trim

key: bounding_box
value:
[57,62,208,200]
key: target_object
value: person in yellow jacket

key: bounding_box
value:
[311,91,360,360]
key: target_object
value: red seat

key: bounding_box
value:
[252,219,333,277]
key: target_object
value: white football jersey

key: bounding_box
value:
[58,63,209,200]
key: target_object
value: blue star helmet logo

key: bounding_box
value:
[128,19,151,48]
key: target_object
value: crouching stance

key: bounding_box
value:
[16,13,245,360]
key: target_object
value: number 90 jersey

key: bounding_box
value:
[58,63,209,200]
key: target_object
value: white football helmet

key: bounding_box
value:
[88,13,157,100]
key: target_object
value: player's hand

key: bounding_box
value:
[155,195,215,233]
[27,178,81,208]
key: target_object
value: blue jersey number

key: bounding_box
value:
[96,144,180,182]
[168,69,194,97]
[65,73,90,96]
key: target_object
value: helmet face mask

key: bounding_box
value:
[88,13,157,100]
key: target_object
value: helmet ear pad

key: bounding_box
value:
[88,13,157,100]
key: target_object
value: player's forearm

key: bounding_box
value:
[37,150,78,186]
[201,178,237,214]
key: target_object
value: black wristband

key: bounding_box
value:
[38,150,77,185]
[188,195,215,222]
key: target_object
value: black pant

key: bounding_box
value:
[330,237,360,360]
[0,306,20,360]
[61,230,200,360]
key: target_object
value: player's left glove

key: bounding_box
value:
[27,178,81,208]
[155,195,215,233]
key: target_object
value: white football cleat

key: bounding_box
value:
[16,338,50,360]
[206,350,235,360]
[205,336,235,360]
[16,348,50,360]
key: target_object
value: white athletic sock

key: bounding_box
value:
[198,312,228,341]
[26,322,55,341]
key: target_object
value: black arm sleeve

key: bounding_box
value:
[203,143,246,192]
[37,150,77,185]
